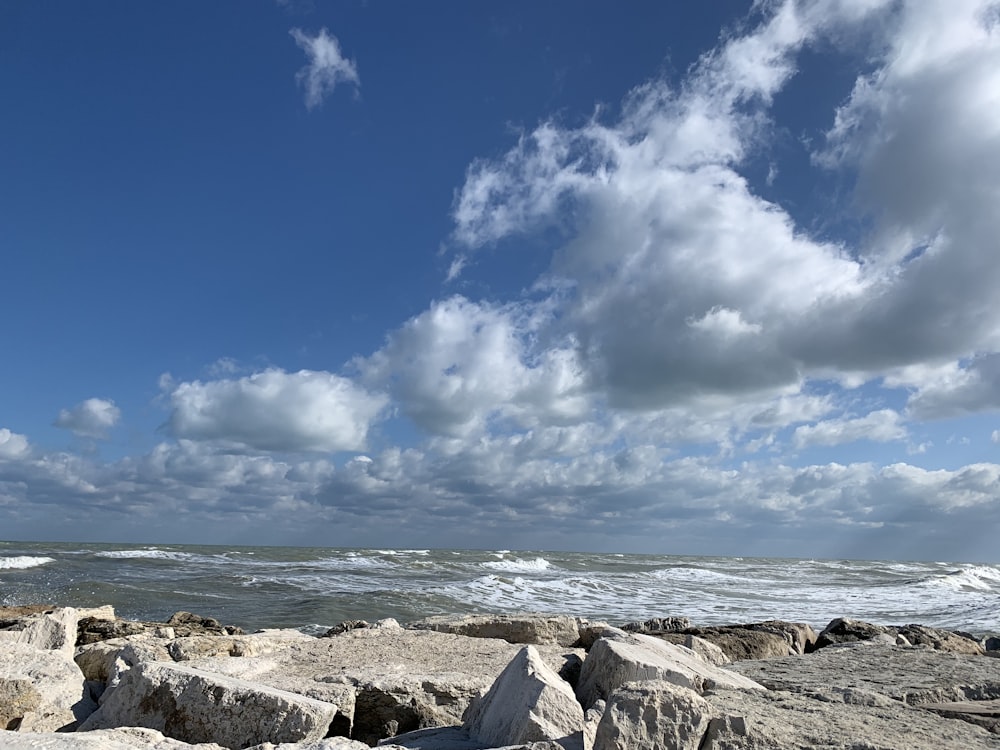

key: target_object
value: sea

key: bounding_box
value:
[1,541,998,637]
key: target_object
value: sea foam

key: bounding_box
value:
[0,555,55,570]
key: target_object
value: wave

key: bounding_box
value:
[0,555,55,570]
[928,565,1000,592]
[96,549,199,561]
[482,557,552,573]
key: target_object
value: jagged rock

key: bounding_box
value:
[322,620,371,637]
[0,726,227,748]
[75,636,173,685]
[620,617,692,634]
[0,641,95,731]
[409,614,581,647]
[985,636,1000,651]
[593,681,715,750]
[77,617,153,646]
[166,611,244,636]
[463,646,584,749]
[575,628,764,710]
[703,685,1000,749]
[377,725,569,749]
[0,605,52,625]
[574,620,612,650]
[247,739,373,750]
[730,642,1000,706]
[181,627,583,746]
[0,607,81,659]
[167,635,273,661]
[79,660,339,747]
[815,618,983,654]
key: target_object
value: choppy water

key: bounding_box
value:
[1,541,998,636]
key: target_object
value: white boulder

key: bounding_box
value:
[593,681,715,750]
[463,645,584,749]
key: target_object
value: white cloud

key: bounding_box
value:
[792,409,907,448]
[53,398,121,439]
[903,355,1000,419]
[166,369,387,453]
[290,27,359,110]
[992,430,999,444]
[0,428,30,459]
[360,296,589,437]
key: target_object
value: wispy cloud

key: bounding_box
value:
[290,27,359,110]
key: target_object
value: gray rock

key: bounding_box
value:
[0,607,81,659]
[409,614,581,647]
[575,629,764,710]
[684,635,731,666]
[79,660,339,748]
[593,681,714,750]
[815,618,983,654]
[703,686,1000,749]
[673,626,795,661]
[730,642,1000,705]
[247,739,373,750]
[620,617,692,634]
[463,646,584,749]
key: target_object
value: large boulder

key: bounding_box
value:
[0,641,95,731]
[575,629,763,710]
[180,627,583,746]
[78,660,340,748]
[593,681,715,750]
[463,646,584,749]
[408,614,582,647]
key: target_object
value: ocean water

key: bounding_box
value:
[1,541,998,636]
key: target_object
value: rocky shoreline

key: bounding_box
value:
[2,605,999,749]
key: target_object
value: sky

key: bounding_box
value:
[2,0,1000,561]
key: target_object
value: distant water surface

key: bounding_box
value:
[1,541,997,635]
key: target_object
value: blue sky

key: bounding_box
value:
[2,0,999,560]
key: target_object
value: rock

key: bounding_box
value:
[575,628,764,710]
[674,626,793,661]
[730,642,1000,706]
[181,626,583,746]
[463,646,584,748]
[79,660,339,748]
[323,620,371,637]
[409,614,581,647]
[0,605,52,625]
[985,636,1000,652]
[920,698,1000,735]
[0,607,81,659]
[166,611,244,636]
[683,635,731,666]
[77,617,153,646]
[0,641,95,731]
[0,678,40,731]
[620,617,692,634]
[75,636,172,684]
[593,681,715,750]
[0,726,227,748]
[247,739,373,750]
[703,685,1000,749]
[167,635,271,661]
[815,618,983,654]
[573,620,612,651]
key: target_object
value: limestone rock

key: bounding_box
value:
[0,607,81,659]
[730,642,1000,706]
[920,698,1000,735]
[79,660,339,748]
[0,641,95,731]
[0,726,227,748]
[703,685,1000,749]
[463,645,584,748]
[683,635,731,666]
[593,681,715,750]
[409,614,581,647]
[575,629,763,710]
[247,739,373,750]
[673,626,795,661]
[180,627,583,746]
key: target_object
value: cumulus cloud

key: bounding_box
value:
[360,296,589,437]
[447,0,1000,423]
[166,369,387,453]
[54,398,121,439]
[792,409,907,448]
[291,28,359,110]
[0,428,30,459]
[902,355,1000,419]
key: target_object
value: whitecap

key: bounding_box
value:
[0,555,55,570]
[96,549,193,561]
[482,557,552,573]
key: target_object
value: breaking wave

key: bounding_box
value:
[0,555,55,570]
